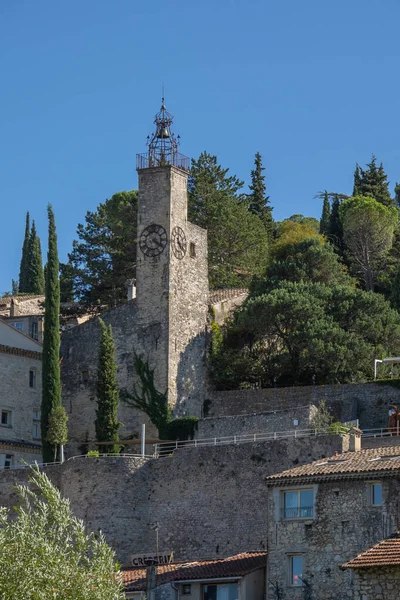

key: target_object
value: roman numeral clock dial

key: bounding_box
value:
[139,224,168,257]
[171,226,187,259]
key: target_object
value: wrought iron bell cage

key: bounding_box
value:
[136,99,190,171]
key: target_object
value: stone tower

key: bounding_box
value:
[135,100,209,416]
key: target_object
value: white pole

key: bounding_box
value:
[141,424,146,457]
[60,444,64,464]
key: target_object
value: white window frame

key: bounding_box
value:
[0,410,12,428]
[369,481,383,506]
[288,554,304,587]
[32,409,41,440]
[282,488,314,519]
[29,368,37,389]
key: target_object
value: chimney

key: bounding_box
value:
[126,279,136,301]
[348,427,363,452]
[10,299,19,317]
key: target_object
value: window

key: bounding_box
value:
[0,454,13,469]
[0,410,11,427]
[81,370,89,384]
[203,584,238,600]
[283,489,314,519]
[190,242,196,258]
[182,584,191,595]
[289,555,303,587]
[29,368,37,389]
[370,483,382,506]
[12,322,23,332]
[31,321,38,340]
[33,410,41,439]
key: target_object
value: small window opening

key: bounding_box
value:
[81,370,89,384]
[29,368,37,389]
[370,482,383,506]
[4,454,12,469]
[289,555,303,586]
[1,411,11,427]
[31,321,38,340]
[182,584,191,595]
[190,242,196,258]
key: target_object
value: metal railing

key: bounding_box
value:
[136,152,190,171]
[282,506,314,519]
[153,425,350,457]
[361,428,400,438]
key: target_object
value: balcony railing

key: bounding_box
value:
[282,506,314,519]
[136,152,190,171]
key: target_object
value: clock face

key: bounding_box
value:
[171,226,187,260]
[139,224,168,257]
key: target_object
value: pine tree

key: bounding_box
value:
[395,182,400,208]
[357,155,392,206]
[59,262,75,303]
[390,267,400,312]
[95,319,121,454]
[319,191,331,235]
[26,221,45,294]
[248,152,273,235]
[19,212,30,292]
[353,164,361,196]
[41,205,61,463]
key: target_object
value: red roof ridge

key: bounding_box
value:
[342,530,400,569]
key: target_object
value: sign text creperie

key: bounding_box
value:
[131,553,174,567]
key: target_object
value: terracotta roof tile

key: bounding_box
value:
[265,445,400,484]
[342,531,400,568]
[122,552,267,592]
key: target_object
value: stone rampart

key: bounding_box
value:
[0,434,345,565]
[208,382,400,429]
[195,405,317,439]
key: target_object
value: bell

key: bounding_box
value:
[157,127,170,139]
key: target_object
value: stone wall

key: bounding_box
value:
[266,477,400,600]
[352,566,400,599]
[208,383,400,429]
[0,352,42,451]
[0,434,345,565]
[195,406,317,440]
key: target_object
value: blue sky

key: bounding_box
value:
[1,0,400,293]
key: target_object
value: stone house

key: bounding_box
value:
[123,552,267,599]
[342,530,400,599]
[0,320,42,466]
[265,434,400,600]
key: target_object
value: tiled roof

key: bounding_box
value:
[342,531,400,569]
[0,344,42,361]
[0,294,45,304]
[265,445,400,485]
[122,552,267,592]
[209,288,248,304]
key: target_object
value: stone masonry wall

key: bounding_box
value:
[266,477,400,600]
[208,383,400,429]
[352,567,400,599]
[60,300,157,457]
[0,434,345,565]
[195,406,317,440]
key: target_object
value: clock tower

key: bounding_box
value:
[135,100,209,416]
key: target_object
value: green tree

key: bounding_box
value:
[251,237,351,295]
[0,465,124,600]
[340,196,398,291]
[69,191,138,307]
[59,261,75,303]
[395,182,400,208]
[285,214,320,231]
[95,319,121,453]
[273,220,322,261]
[248,151,273,235]
[353,164,362,196]
[327,194,345,256]
[211,281,400,389]
[319,191,331,235]
[390,267,400,311]
[41,205,61,463]
[45,405,68,461]
[356,155,393,206]
[26,220,45,294]
[189,152,268,288]
[18,212,30,292]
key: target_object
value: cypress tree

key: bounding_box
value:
[26,221,45,294]
[327,194,344,256]
[395,182,400,208]
[41,205,61,463]
[95,318,121,454]
[319,190,331,235]
[353,164,361,196]
[248,152,273,236]
[19,212,30,292]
